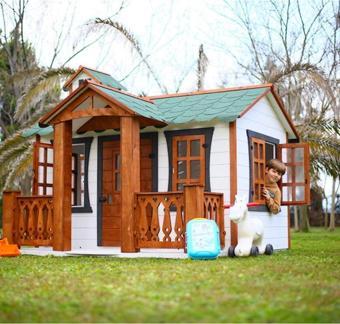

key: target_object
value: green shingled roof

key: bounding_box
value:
[24,85,270,137]
[153,87,269,124]
[86,68,127,91]
[22,123,53,138]
[93,85,165,122]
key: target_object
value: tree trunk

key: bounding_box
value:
[294,206,299,231]
[329,176,336,231]
[324,195,328,228]
[20,171,33,196]
[300,205,310,232]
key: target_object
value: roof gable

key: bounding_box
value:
[40,80,165,126]
[63,66,127,91]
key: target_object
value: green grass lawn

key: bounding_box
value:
[0,228,339,323]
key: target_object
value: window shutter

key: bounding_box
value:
[278,143,310,205]
[32,141,54,196]
[251,137,266,203]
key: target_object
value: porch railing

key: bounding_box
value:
[2,192,54,247]
[204,192,225,247]
[134,191,185,248]
[134,186,225,249]
[3,185,225,250]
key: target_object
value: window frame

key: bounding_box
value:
[71,137,93,213]
[32,141,54,196]
[278,143,311,205]
[247,130,280,212]
[172,134,205,191]
[164,128,214,192]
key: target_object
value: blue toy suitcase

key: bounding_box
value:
[186,218,221,260]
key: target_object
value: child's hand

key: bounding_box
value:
[262,188,271,200]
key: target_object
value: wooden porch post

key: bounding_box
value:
[53,121,72,251]
[229,121,238,246]
[2,191,21,243]
[120,116,140,252]
[32,135,40,195]
[184,184,204,224]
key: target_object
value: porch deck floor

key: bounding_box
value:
[19,247,189,259]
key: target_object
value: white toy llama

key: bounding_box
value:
[228,195,273,257]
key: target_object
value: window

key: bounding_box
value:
[165,128,214,192]
[247,130,279,204]
[114,152,121,192]
[278,143,310,205]
[71,137,93,213]
[32,137,93,213]
[72,144,85,206]
[173,135,205,190]
[247,130,311,206]
[33,141,54,196]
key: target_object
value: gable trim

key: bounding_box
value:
[239,86,299,140]
[63,66,114,91]
[40,81,159,125]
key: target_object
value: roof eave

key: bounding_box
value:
[40,80,165,126]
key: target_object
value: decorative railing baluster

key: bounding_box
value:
[14,196,54,247]
[134,190,224,249]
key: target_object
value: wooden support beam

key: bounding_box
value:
[32,135,41,195]
[53,121,72,251]
[2,191,21,244]
[229,121,238,246]
[184,184,204,224]
[77,116,121,134]
[120,117,140,252]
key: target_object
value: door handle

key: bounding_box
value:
[99,196,107,202]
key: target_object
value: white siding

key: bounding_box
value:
[158,131,169,191]
[209,122,231,247]
[236,97,289,249]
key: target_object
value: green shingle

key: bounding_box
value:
[93,85,165,122]
[21,124,53,137]
[153,87,268,124]
[85,68,127,91]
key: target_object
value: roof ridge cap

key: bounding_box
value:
[148,84,273,100]
[82,66,113,77]
[89,81,155,104]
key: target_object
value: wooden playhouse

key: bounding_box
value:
[2,66,310,253]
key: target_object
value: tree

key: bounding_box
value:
[0,1,74,193]
[197,44,209,91]
[218,0,339,231]
[0,0,127,194]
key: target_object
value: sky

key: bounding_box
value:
[21,0,246,95]
[2,0,338,197]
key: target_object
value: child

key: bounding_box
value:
[262,159,286,214]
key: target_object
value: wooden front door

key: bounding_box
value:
[101,140,121,246]
[100,137,154,246]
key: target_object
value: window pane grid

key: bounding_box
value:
[173,135,205,190]
[278,143,310,205]
[251,138,266,203]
